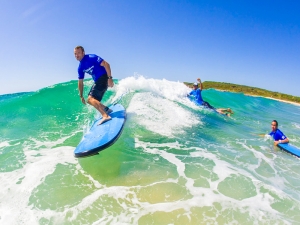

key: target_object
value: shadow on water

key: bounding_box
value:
[77,124,136,186]
[77,109,183,187]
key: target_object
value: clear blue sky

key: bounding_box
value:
[1,0,299,96]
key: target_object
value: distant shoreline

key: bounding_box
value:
[184,81,300,106]
[263,96,300,106]
[215,88,300,106]
[243,93,300,106]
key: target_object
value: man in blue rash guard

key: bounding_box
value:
[187,78,234,116]
[74,46,114,125]
[269,120,289,146]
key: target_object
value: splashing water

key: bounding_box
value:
[0,76,300,224]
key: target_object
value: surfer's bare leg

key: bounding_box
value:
[87,96,111,125]
[216,108,232,117]
[227,108,234,114]
[218,108,234,114]
[216,109,226,115]
[97,104,112,114]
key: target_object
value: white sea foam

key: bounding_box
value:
[116,76,202,136]
[118,75,190,100]
[0,134,78,224]
[130,138,290,224]
[0,131,297,224]
[0,141,10,148]
[116,75,200,109]
[127,92,201,137]
[292,122,300,129]
[1,76,300,224]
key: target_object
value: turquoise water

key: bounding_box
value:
[0,76,300,224]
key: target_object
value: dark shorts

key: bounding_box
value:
[88,75,108,102]
[202,101,215,110]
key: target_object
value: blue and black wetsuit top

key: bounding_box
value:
[269,129,287,141]
[188,89,204,105]
[188,88,215,110]
[77,54,106,82]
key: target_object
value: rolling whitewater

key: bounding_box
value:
[1,76,300,224]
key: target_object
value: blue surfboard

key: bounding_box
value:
[74,104,126,158]
[278,143,300,158]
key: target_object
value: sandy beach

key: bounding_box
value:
[212,88,300,107]
[264,96,300,106]
[243,93,300,107]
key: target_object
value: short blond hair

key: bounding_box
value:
[74,46,85,52]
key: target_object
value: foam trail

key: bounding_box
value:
[0,136,77,224]
[131,139,292,224]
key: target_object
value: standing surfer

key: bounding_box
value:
[74,46,114,125]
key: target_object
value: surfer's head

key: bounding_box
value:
[271,120,278,131]
[74,46,85,61]
[193,82,198,89]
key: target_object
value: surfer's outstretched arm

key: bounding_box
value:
[197,78,203,90]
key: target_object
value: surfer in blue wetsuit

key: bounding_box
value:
[74,46,114,125]
[269,120,289,146]
[188,78,234,116]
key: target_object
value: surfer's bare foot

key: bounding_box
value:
[98,116,111,125]
[227,108,234,114]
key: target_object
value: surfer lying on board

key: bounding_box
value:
[74,46,114,125]
[187,78,234,116]
[269,120,289,146]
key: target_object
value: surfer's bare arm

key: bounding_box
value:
[78,79,86,104]
[274,137,289,146]
[101,60,114,88]
[197,78,203,90]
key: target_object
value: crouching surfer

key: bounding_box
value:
[74,46,114,125]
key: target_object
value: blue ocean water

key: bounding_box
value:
[0,76,300,224]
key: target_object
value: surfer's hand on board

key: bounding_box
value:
[80,96,86,105]
[274,141,280,146]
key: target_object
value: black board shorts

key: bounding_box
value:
[88,75,108,102]
[202,101,215,110]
